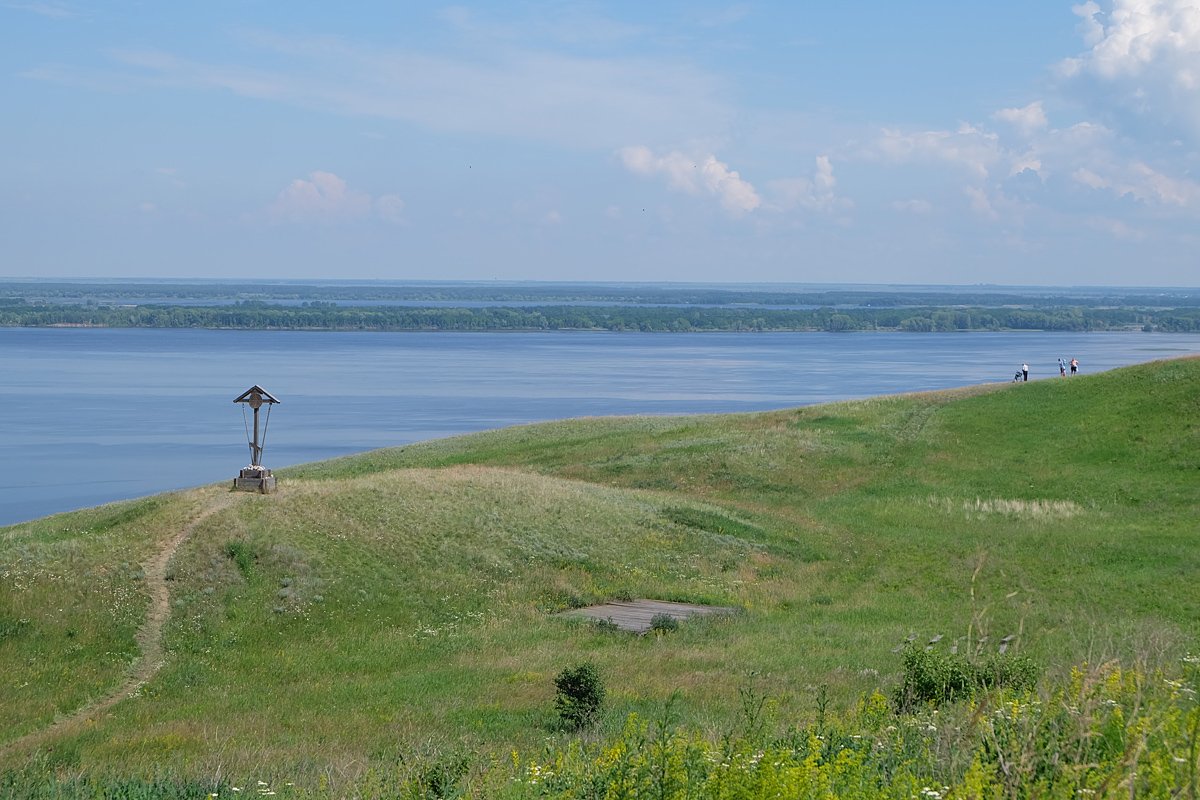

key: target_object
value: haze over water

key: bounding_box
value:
[1,327,1197,526]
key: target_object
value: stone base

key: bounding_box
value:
[233,468,276,494]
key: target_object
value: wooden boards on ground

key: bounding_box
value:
[560,599,736,634]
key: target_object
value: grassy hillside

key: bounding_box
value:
[1,357,1197,789]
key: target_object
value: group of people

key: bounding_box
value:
[1015,358,1078,382]
[1057,357,1079,377]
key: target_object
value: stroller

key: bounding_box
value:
[1012,369,1024,382]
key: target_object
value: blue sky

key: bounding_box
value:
[2,1,1198,285]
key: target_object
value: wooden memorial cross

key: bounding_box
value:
[233,385,280,493]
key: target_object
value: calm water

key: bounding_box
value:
[1,328,1197,526]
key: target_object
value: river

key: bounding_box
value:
[1,328,1196,526]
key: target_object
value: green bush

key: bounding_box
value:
[554,662,606,730]
[892,643,1040,710]
[649,613,679,634]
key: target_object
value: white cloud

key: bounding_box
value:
[993,101,1048,135]
[875,124,1000,179]
[1060,0,1200,137]
[267,171,404,223]
[1127,161,1200,204]
[1072,167,1110,189]
[1087,215,1147,240]
[892,199,933,214]
[618,146,761,214]
[1071,160,1200,205]
[767,155,848,213]
[1009,152,1043,177]
[964,186,999,220]
[67,29,730,151]
[1067,0,1200,80]
[5,2,76,19]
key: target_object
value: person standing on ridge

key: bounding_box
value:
[1059,358,1066,377]
[1070,357,1078,375]
[1022,362,1029,382]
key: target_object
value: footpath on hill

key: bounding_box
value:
[0,493,234,759]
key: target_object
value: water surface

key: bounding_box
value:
[1,328,1196,526]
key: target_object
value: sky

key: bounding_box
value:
[2,1,1199,286]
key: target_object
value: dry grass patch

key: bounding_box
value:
[926,495,1085,519]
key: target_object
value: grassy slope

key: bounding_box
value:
[0,357,1196,782]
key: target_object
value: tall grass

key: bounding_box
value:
[3,657,1198,798]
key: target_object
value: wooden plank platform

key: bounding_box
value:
[559,599,736,634]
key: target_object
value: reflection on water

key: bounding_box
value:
[1,328,1197,525]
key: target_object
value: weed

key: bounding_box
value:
[224,540,256,577]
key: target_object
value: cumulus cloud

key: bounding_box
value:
[1071,160,1200,205]
[1062,0,1200,81]
[875,124,1000,179]
[1009,152,1043,177]
[618,146,761,214]
[767,156,849,213]
[964,186,999,220]
[993,101,1048,135]
[1087,215,1147,240]
[267,171,404,223]
[1072,167,1111,190]
[1060,0,1200,137]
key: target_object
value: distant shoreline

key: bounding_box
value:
[2,281,1197,333]
[2,302,1196,333]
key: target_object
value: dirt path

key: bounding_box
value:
[1,492,236,758]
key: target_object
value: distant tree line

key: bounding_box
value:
[2,281,1198,309]
[1,302,1199,332]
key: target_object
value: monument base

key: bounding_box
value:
[233,467,276,494]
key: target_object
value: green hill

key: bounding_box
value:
[1,357,1197,793]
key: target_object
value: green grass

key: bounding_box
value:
[0,357,1197,789]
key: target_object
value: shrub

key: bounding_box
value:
[554,662,606,729]
[892,644,1040,711]
[977,651,1039,692]
[649,613,679,634]
[892,645,975,710]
